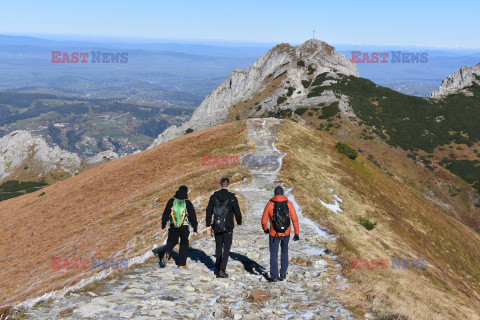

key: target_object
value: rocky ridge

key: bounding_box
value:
[431,62,480,98]
[150,39,358,147]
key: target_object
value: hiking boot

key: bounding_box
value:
[217,270,229,278]
[159,252,169,268]
[267,277,278,283]
[279,274,287,281]
[178,264,188,268]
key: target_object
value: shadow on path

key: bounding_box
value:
[230,252,269,279]
[153,246,216,272]
[187,247,216,270]
[153,247,267,279]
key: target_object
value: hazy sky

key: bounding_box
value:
[1,0,479,48]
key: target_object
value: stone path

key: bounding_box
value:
[23,118,354,319]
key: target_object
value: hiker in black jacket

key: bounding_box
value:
[206,178,242,278]
[152,185,198,268]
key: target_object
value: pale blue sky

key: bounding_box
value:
[1,0,479,48]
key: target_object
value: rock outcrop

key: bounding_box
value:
[150,39,358,147]
[0,130,81,182]
[431,63,480,98]
[0,131,118,183]
[85,150,119,165]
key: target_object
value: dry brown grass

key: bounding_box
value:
[277,120,480,319]
[270,43,296,56]
[0,121,253,308]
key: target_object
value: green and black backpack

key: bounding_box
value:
[171,198,188,228]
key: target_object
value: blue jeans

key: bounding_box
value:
[269,234,290,279]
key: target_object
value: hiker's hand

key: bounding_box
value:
[161,228,166,233]
[264,229,270,234]
[206,227,211,235]
[293,234,300,241]
[193,232,198,236]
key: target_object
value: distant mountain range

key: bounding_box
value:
[0,34,258,98]
[1,34,479,97]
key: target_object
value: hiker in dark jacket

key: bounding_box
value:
[277,107,282,119]
[261,186,299,282]
[206,178,242,278]
[152,185,198,268]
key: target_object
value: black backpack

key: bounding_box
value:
[213,197,230,233]
[272,201,290,234]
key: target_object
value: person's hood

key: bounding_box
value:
[174,186,188,200]
[270,195,288,202]
[214,188,233,202]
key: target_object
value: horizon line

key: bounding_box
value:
[2,32,480,51]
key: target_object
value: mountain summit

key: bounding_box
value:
[150,39,358,147]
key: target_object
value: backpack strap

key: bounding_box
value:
[181,201,187,224]
[170,198,176,224]
[272,200,278,238]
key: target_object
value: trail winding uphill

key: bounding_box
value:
[24,119,354,319]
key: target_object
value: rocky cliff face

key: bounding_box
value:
[0,130,81,182]
[150,39,358,147]
[431,63,480,98]
[0,131,118,183]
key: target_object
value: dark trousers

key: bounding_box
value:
[214,231,233,271]
[269,234,290,279]
[160,225,190,266]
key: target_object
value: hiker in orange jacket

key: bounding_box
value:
[261,186,300,282]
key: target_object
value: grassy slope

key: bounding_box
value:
[274,77,480,233]
[277,120,480,319]
[0,121,253,307]
[315,73,480,194]
[323,117,480,234]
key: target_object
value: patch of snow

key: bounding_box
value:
[318,189,343,213]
